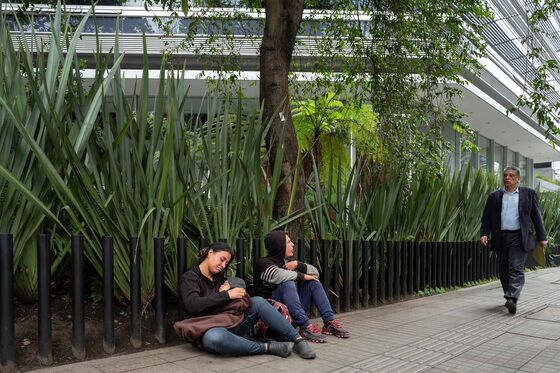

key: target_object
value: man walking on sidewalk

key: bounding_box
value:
[480,166,547,314]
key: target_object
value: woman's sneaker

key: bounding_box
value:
[293,339,316,359]
[322,319,350,338]
[267,341,293,358]
[299,324,327,343]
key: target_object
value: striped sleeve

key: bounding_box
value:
[261,264,301,284]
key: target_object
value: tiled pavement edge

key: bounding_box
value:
[32,267,560,373]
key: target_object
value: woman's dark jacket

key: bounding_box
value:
[180,265,231,317]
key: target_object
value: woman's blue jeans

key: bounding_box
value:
[271,280,334,329]
[201,296,299,356]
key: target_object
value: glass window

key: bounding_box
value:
[519,156,527,184]
[507,149,516,167]
[479,135,490,171]
[494,143,503,173]
[460,142,471,170]
[445,148,456,174]
[443,123,456,174]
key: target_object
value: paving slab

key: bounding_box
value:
[526,305,560,322]
[31,267,560,373]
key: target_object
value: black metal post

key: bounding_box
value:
[437,242,443,288]
[456,242,461,286]
[471,241,482,281]
[441,242,451,288]
[297,239,305,262]
[469,241,474,283]
[395,242,401,300]
[429,241,435,288]
[401,241,407,296]
[363,240,371,307]
[130,237,142,348]
[408,241,414,295]
[446,242,452,287]
[460,241,466,286]
[471,241,477,282]
[437,241,442,287]
[332,240,340,313]
[199,237,208,250]
[444,242,449,287]
[386,241,394,300]
[0,234,15,369]
[472,241,478,281]
[428,242,435,289]
[38,234,52,365]
[236,238,245,279]
[252,238,260,286]
[433,242,442,288]
[342,240,350,312]
[310,240,318,268]
[472,241,478,282]
[452,243,458,287]
[450,242,455,287]
[446,241,451,287]
[103,237,115,354]
[154,237,165,344]
[448,242,453,287]
[352,240,360,310]
[72,235,86,359]
[419,242,426,291]
[177,237,186,320]
[475,241,480,281]
[463,242,469,284]
[378,241,385,303]
[455,242,463,286]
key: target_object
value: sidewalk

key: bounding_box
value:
[34,267,560,373]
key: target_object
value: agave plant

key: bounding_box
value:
[0,4,137,299]
[538,190,560,264]
[178,94,313,284]
[0,5,107,301]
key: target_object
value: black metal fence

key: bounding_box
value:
[0,234,499,368]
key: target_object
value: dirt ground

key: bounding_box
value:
[10,292,183,372]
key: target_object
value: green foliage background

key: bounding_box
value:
[1,3,559,307]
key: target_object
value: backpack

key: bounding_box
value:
[251,299,292,340]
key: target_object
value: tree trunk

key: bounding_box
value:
[260,0,305,239]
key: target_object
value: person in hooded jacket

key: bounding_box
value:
[180,241,316,359]
[253,230,350,342]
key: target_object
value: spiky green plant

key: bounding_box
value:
[538,190,560,264]
[0,4,107,301]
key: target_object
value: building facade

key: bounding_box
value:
[4,0,560,186]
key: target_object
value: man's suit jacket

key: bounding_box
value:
[480,186,547,252]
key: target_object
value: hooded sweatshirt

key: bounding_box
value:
[253,230,319,298]
[180,265,231,318]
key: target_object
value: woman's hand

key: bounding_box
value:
[283,260,298,271]
[219,281,231,292]
[227,287,246,299]
[303,274,319,281]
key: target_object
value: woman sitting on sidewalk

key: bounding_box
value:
[176,242,316,359]
[253,230,350,342]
